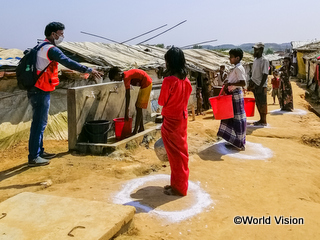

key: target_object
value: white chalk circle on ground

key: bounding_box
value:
[269,108,308,115]
[246,120,271,128]
[216,140,273,160]
[113,174,213,222]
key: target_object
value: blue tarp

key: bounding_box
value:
[0,57,20,68]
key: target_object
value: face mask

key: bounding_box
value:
[54,34,64,45]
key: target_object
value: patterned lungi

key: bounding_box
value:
[217,88,246,149]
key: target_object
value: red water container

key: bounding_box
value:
[113,118,133,140]
[209,95,234,120]
[244,98,256,117]
[209,86,234,120]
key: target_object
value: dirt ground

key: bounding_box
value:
[1,79,320,240]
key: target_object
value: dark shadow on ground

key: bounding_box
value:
[56,151,71,158]
[269,110,286,115]
[123,186,182,213]
[197,142,226,161]
[0,163,29,182]
[0,182,42,190]
[0,151,69,182]
[202,116,215,120]
[246,121,269,135]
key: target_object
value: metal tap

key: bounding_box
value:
[109,86,118,93]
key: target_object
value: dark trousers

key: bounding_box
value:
[253,87,268,114]
[27,89,50,161]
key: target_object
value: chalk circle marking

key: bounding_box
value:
[113,174,213,222]
[215,140,273,160]
[269,108,308,115]
[246,120,271,128]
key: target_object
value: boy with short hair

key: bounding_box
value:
[217,48,247,151]
[108,67,152,135]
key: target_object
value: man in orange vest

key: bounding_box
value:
[27,22,100,167]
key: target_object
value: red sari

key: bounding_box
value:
[158,76,192,196]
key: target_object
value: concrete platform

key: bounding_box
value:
[0,192,135,240]
[77,125,161,154]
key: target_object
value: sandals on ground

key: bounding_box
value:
[163,185,184,196]
[225,143,245,151]
[253,121,267,126]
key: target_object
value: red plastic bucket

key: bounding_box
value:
[209,86,234,120]
[113,118,133,140]
[244,98,255,117]
[209,85,234,120]
[209,95,234,119]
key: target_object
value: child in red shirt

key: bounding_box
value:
[158,47,192,196]
[109,68,152,135]
[271,71,280,104]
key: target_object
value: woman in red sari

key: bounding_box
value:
[158,47,192,196]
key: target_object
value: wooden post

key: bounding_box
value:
[191,105,195,121]
[67,88,77,150]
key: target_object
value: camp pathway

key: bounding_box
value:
[1,79,320,239]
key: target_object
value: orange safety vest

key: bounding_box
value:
[34,41,59,92]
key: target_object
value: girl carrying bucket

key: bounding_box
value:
[158,47,192,196]
[217,48,247,151]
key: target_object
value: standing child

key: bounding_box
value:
[158,47,192,196]
[279,57,294,111]
[216,65,228,86]
[217,48,247,151]
[196,87,203,115]
[109,67,152,135]
[271,71,280,104]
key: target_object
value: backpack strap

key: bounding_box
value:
[35,41,54,79]
[35,41,51,50]
[37,60,53,79]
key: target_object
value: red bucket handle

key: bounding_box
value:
[218,85,225,96]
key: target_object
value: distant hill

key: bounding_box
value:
[202,43,292,52]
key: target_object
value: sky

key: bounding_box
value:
[1,0,319,51]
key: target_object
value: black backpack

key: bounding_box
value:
[16,42,52,90]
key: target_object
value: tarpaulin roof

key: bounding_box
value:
[58,42,253,74]
[264,54,284,61]
[0,49,23,68]
[0,42,254,74]
[0,58,20,68]
[0,48,23,59]
[291,41,318,50]
[295,41,320,51]
[303,50,320,61]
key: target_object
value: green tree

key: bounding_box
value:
[155,44,164,48]
[193,45,203,49]
[265,48,274,55]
